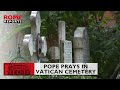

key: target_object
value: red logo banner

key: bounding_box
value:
[4,63,34,75]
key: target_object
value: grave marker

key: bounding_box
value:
[48,46,60,60]
[63,40,72,63]
[73,27,90,63]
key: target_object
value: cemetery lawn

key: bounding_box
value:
[29,75,97,79]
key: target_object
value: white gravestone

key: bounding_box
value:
[27,11,47,62]
[58,21,66,63]
[41,36,47,57]
[58,21,66,45]
[22,11,41,62]
[73,27,90,63]
[23,34,34,56]
[60,40,72,63]
[63,40,72,63]
[30,11,41,39]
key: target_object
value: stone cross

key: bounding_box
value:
[30,11,41,39]
[58,21,65,63]
[47,21,66,62]
[23,11,43,62]
[73,27,90,63]
[58,21,72,63]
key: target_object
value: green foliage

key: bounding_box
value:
[40,11,120,79]
[89,28,120,78]
[88,13,120,78]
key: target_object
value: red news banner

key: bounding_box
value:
[4,63,98,76]
[4,63,34,75]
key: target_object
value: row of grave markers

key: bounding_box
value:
[49,21,90,63]
[0,11,89,79]
[22,11,90,63]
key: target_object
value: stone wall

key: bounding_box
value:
[0,11,29,79]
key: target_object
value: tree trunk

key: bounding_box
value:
[110,63,120,79]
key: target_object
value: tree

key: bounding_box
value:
[40,11,120,79]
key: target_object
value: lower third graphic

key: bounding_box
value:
[4,63,34,75]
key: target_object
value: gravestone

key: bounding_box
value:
[58,21,66,45]
[30,11,41,39]
[23,11,47,63]
[58,21,66,63]
[73,27,90,63]
[41,36,47,57]
[30,11,41,62]
[48,46,60,60]
[23,34,34,56]
[63,40,72,63]
[39,36,48,63]
[58,21,72,63]
[30,11,47,62]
